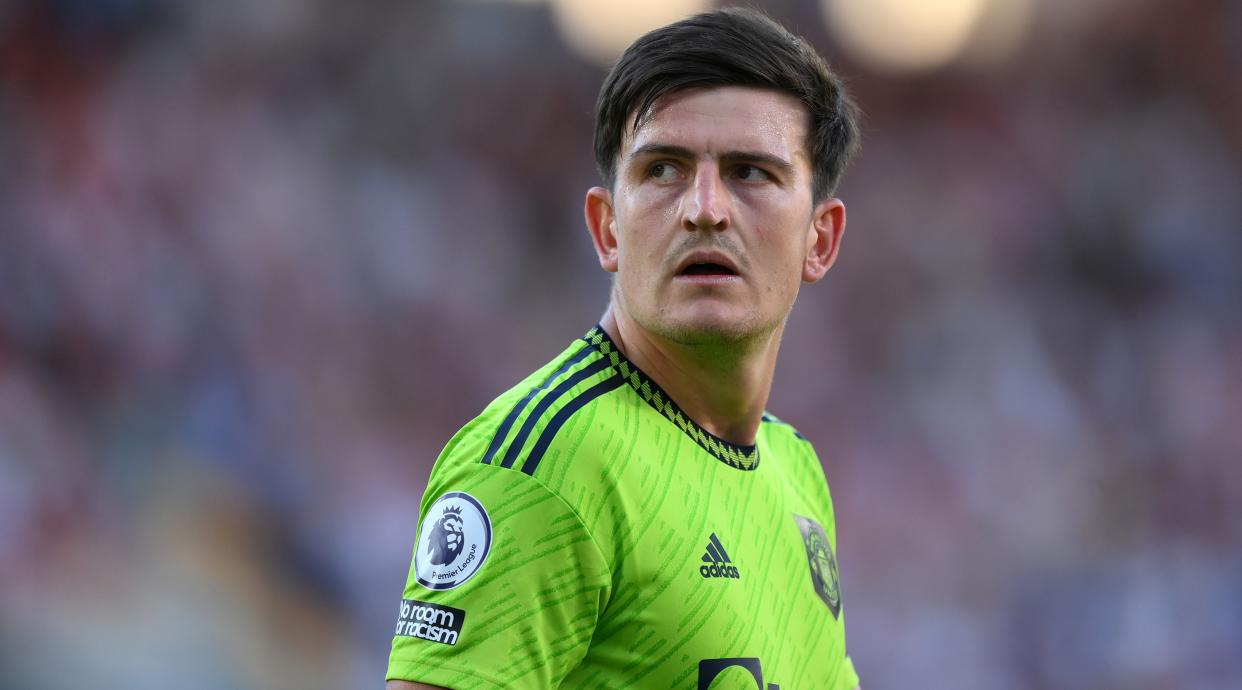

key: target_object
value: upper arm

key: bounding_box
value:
[385,460,610,689]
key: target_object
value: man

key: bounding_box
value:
[388,8,860,689]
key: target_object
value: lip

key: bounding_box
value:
[673,250,742,279]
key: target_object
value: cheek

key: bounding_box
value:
[754,224,808,268]
[616,196,679,264]
[754,231,810,296]
[618,185,681,230]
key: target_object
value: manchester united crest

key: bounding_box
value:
[794,514,841,619]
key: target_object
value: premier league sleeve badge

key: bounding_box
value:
[415,491,493,591]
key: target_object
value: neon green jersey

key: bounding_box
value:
[388,326,859,690]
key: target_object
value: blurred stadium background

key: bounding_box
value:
[1,0,1239,688]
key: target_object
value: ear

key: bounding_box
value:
[585,186,619,273]
[803,197,846,283]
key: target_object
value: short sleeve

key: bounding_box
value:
[386,458,612,689]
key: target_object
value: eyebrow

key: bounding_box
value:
[627,143,795,177]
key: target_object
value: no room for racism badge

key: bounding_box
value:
[414,491,492,590]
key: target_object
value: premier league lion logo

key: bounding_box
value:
[415,491,492,591]
[426,504,465,566]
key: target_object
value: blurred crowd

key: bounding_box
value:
[1,1,1239,688]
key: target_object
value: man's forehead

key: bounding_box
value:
[623,86,809,160]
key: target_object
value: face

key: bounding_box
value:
[586,86,845,346]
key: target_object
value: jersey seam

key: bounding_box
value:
[486,461,617,678]
[476,460,616,585]
[473,347,619,580]
[514,466,613,583]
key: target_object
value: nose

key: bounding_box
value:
[682,163,730,232]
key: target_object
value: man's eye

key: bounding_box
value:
[734,165,769,182]
[649,162,680,182]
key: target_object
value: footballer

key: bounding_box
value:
[388,8,862,689]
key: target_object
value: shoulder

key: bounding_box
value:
[759,411,814,458]
[427,332,629,492]
[415,333,631,579]
[759,411,835,490]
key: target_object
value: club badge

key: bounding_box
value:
[794,514,842,619]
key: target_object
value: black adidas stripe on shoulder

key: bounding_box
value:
[498,357,610,469]
[479,341,623,477]
[519,374,623,476]
[479,344,596,467]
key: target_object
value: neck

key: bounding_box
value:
[599,307,783,446]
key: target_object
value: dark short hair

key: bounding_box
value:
[593,8,860,202]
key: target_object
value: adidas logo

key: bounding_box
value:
[699,532,741,579]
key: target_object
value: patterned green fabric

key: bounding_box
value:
[583,327,759,470]
[388,328,858,689]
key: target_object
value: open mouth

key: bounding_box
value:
[679,262,738,277]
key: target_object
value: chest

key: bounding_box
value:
[578,447,847,688]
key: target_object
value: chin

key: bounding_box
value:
[650,308,768,347]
